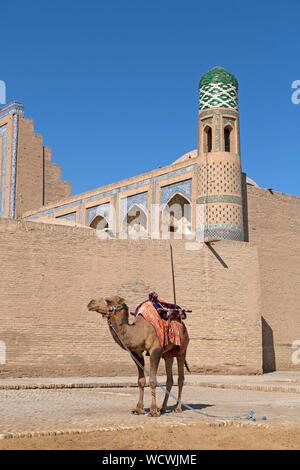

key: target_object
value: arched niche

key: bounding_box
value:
[224,124,233,152]
[204,125,212,153]
[161,193,192,239]
[89,214,109,230]
[121,204,148,238]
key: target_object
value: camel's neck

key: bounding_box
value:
[108,306,131,349]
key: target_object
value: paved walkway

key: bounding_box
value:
[1,371,300,392]
[0,372,300,438]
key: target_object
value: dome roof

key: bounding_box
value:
[198,66,239,111]
[199,66,238,90]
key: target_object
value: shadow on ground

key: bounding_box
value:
[145,403,213,414]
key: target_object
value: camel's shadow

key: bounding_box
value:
[144,403,213,414]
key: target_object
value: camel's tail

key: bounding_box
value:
[184,360,191,373]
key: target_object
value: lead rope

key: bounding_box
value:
[109,322,266,422]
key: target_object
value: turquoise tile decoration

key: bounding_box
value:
[9,114,19,219]
[160,179,192,209]
[24,164,198,223]
[86,202,110,226]
[56,211,76,221]
[120,191,148,223]
[0,124,8,217]
[199,67,238,111]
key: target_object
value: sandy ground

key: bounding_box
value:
[1,373,300,451]
[1,423,300,450]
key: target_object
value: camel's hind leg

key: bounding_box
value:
[148,348,162,417]
[131,352,146,415]
[160,356,174,414]
[173,354,185,413]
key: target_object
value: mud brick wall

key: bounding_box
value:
[0,219,173,377]
[15,117,71,218]
[0,218,262,377]
[247,186,300,371]
[15,117,44,217]
[171,240,262,374]
[43,146,72,206]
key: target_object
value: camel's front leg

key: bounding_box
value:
[131,352,146,415]
[173,355,185,413]
[161,357,174,414]
[148,349,162,417]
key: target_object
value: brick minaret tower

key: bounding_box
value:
[197,66,244,241]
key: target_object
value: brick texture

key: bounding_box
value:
[0,218,262,377]
[247,186,300,371]
[43,147,71,206]
[171,239,262,374]
[14,118,71,218]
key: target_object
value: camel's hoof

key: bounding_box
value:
[172,406,182,413]
[148,408,161,417]
[131,408,145,415]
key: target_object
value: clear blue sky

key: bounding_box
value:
[1,0,300,197]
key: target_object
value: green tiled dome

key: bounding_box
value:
[199,67,238,111]
[199,67,238,89]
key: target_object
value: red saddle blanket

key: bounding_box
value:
[135,300,188,358]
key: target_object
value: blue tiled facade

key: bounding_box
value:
[86,202,110,226]
[0,124,8,218]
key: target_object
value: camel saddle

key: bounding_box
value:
[132,292,189,357]
[132,292,187,321]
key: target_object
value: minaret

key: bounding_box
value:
[197,66,244,241]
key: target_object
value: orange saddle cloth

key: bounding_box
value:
[135,300,188,358]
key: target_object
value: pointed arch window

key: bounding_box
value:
[204,126,212,153]
[89,214,109,230]
[224,126,232,152]
[162,193,192,239]
[121,204,148,238]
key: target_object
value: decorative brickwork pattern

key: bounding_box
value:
[198,161,242,195]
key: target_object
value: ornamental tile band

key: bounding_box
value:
[56,211,76,221]
[199,108,238,118]
[0,124,8,217]
[9,114,19,219]
[203,227,244,241]
[197,195,242,205]
[0,102,24,120]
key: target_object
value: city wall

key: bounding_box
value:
[0,218,262,377]
[247,185,300,371]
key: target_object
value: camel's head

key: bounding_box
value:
[87,295,126,320]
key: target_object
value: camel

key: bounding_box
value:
[87,295,189,417]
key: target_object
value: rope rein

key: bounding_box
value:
[108,322,267,422]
